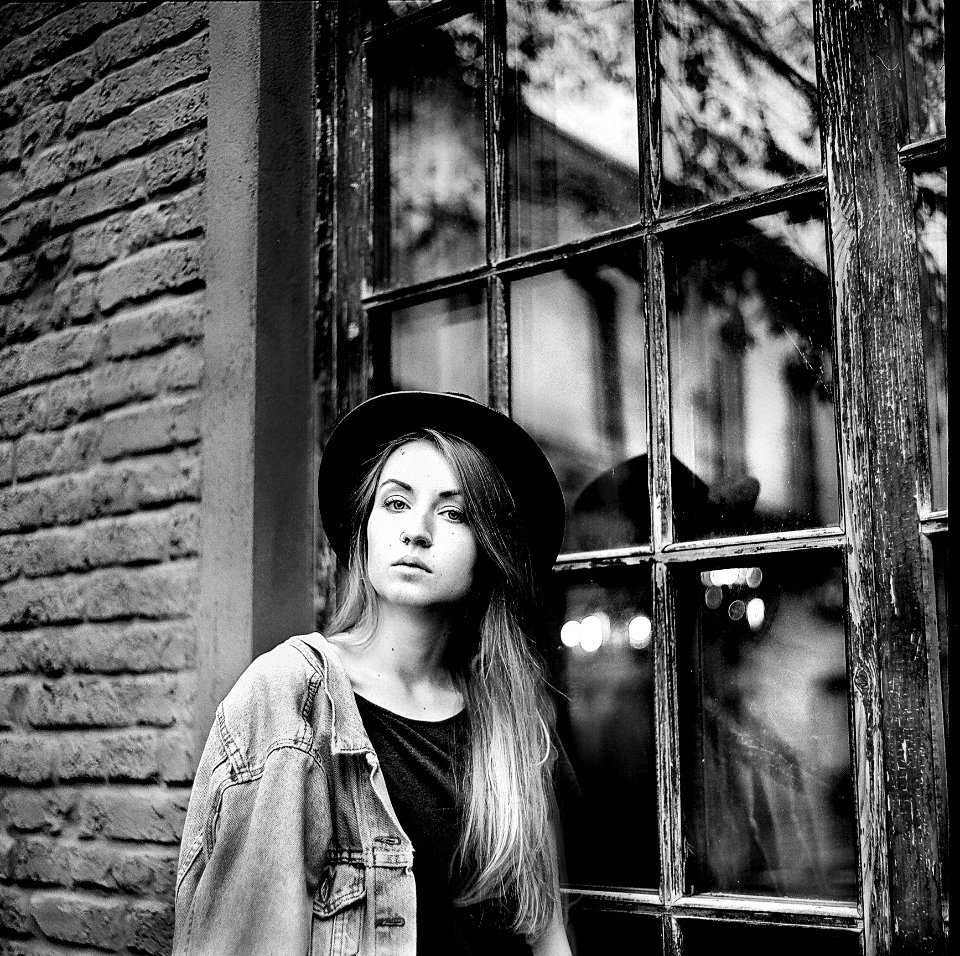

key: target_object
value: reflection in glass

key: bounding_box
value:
[567,909,662,955]
[668,203,838,539]
[681,920,859,956]
[511,253,648,552]
[372,14,485,287]
[903,0,945,140]
[506,0,640,253]
[373,288,487,400]
[659,0,820,209]
[678,551,857,899]
[543,567,658,889]
[915,167,947,509]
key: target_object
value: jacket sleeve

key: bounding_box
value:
[172,709,333,956]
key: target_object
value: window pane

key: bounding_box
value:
[544,567,658,890]
[372,288,487,400]
[681,921,859,956]
[506,0,641,254]
[567,909,662,955]
[659,0,820,209]
[374,0,438,23]
[667,203,838,540]
[903,0,945,140]
[510,253,648,553]
[915,167,947,509]
[372,14,486,287]
[678,551,857,900]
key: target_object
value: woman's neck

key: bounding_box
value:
[332,602,464,719]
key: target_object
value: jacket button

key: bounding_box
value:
[319,876,331,902]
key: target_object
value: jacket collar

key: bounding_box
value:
[296,632,374,756]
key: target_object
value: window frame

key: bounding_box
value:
[315,0,948,951]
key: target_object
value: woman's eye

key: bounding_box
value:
[383,498,408,511]
[442,508,467,524]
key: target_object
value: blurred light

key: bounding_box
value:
[746,567,763,588]
[747,597,765,630]
[700,571,713,587]
[580,615,603,652]
[711,567,740,587]
[705,586,723,610]
[728,599,746,621]
[560,620,581,647]
[628,615,652,649]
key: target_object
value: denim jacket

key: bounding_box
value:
[173,632,418,956]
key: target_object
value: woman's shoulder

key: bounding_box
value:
[217,633,341,758]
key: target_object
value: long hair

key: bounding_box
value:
[327,428,559,936]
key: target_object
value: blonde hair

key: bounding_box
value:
[328,428,559,936]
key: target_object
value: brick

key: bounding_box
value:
[20,102,67,158]
[76,787,189,843]
[0,447,201,532]
[0,384,47,440]
[96,2,209,74]
[127,899,174,956]
[0,788,76,835]
[0,620,193,675]
[0,3,142,89]
[0,441,13,485]
[24,83,207,197]
[142,127,205,194]
[0,885,31,935]
[15,420,102,480]
[103,292,203,358]
[0,168,25,212]
[0,197,54,256]
[49,271,97,325]
[97,239,202,312]
[0,4,73,49]
[73,184,204,269]
[64,31,209,135]
[11,504,199,578]
[0,734,57,783]
[56,729,194,783]
[0,124,21,167]
[101,394,200,459]
[49,154,145,229]
[0,251,37,298]
[32,890,128,949]
[0,677,31,729]
[9,835,178,896]
[0,560,199,627]
[0,325,106,396]
[27,673,192,729]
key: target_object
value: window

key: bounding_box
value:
[316,0,947,950]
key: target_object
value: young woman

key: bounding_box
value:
[173,390,573,956]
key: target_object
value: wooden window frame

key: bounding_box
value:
[315,1,948,952]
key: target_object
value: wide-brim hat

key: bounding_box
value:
[318,391,566,570]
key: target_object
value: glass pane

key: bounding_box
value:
[567,908,661,955]
[659,0,820,209]
[544,567,658,890]
[915,167,947,509]
[668,203,838,540]
[678,551,858,900]
[374,0,438,24]
[506,0,641,254]
[511,252,648,553]
[373,288,487,400]
[681,921,859,956]
[903,0,945,140]
[373,13,485,287]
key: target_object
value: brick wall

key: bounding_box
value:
[0,3,208,952]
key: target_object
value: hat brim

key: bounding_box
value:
[318,391,566,570]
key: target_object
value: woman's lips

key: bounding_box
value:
[393,557,431,572]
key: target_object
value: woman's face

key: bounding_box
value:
[366,439,479,612]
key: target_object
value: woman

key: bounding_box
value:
[173,391,573,956]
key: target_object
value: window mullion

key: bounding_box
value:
[483,0,509,413]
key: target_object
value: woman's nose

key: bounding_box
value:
[400,510,432,547]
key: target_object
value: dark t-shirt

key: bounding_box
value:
[354,694,534,956]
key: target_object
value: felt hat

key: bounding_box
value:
[318,391,566,570]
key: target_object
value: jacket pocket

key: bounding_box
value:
[311,863,366,956]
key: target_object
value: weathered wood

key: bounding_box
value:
[898,133,947,168]
[636,0,659,220]
[365,0,475,42]
[818,1,944,953]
